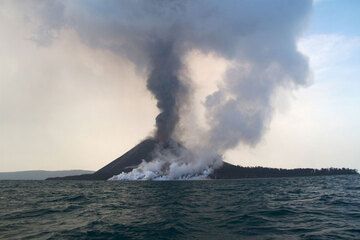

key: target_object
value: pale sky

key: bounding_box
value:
[0,1,359,172]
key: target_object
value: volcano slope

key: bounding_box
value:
[47,138,357,180]
[48,139,158,180]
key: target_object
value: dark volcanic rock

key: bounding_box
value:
[48,139,158,180]
[48,139,358,180]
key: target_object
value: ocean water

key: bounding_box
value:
[1,175,360,240]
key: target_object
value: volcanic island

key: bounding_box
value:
[48,139,357,180]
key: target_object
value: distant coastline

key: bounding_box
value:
[0,170,94,180]
[46,163,358,181]
[210,163,358,179]
[0,166,356,181]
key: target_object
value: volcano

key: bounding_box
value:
[47,139,358,180]
[47,138,228,180]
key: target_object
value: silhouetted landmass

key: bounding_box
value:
[0,170,94,180]
[47,139,358,180]
[210,162,358,179]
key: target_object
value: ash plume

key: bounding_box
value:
[23,0,313,179]
[147,40,188,142]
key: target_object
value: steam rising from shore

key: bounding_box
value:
[24,0,312,180]
[110,141,222,180]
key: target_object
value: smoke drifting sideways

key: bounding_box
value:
[25,0,312,180]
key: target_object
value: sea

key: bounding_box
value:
[1,175,360,240]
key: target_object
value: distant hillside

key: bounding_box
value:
[0,170,94,180]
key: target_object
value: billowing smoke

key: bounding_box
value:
[147,40,188,142]
[25,0,312,180]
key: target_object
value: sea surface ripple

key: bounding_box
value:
[1,175,360,239]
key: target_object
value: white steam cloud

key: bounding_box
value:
[110,141,222,180]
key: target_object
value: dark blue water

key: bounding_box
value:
[1,175,360,240]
